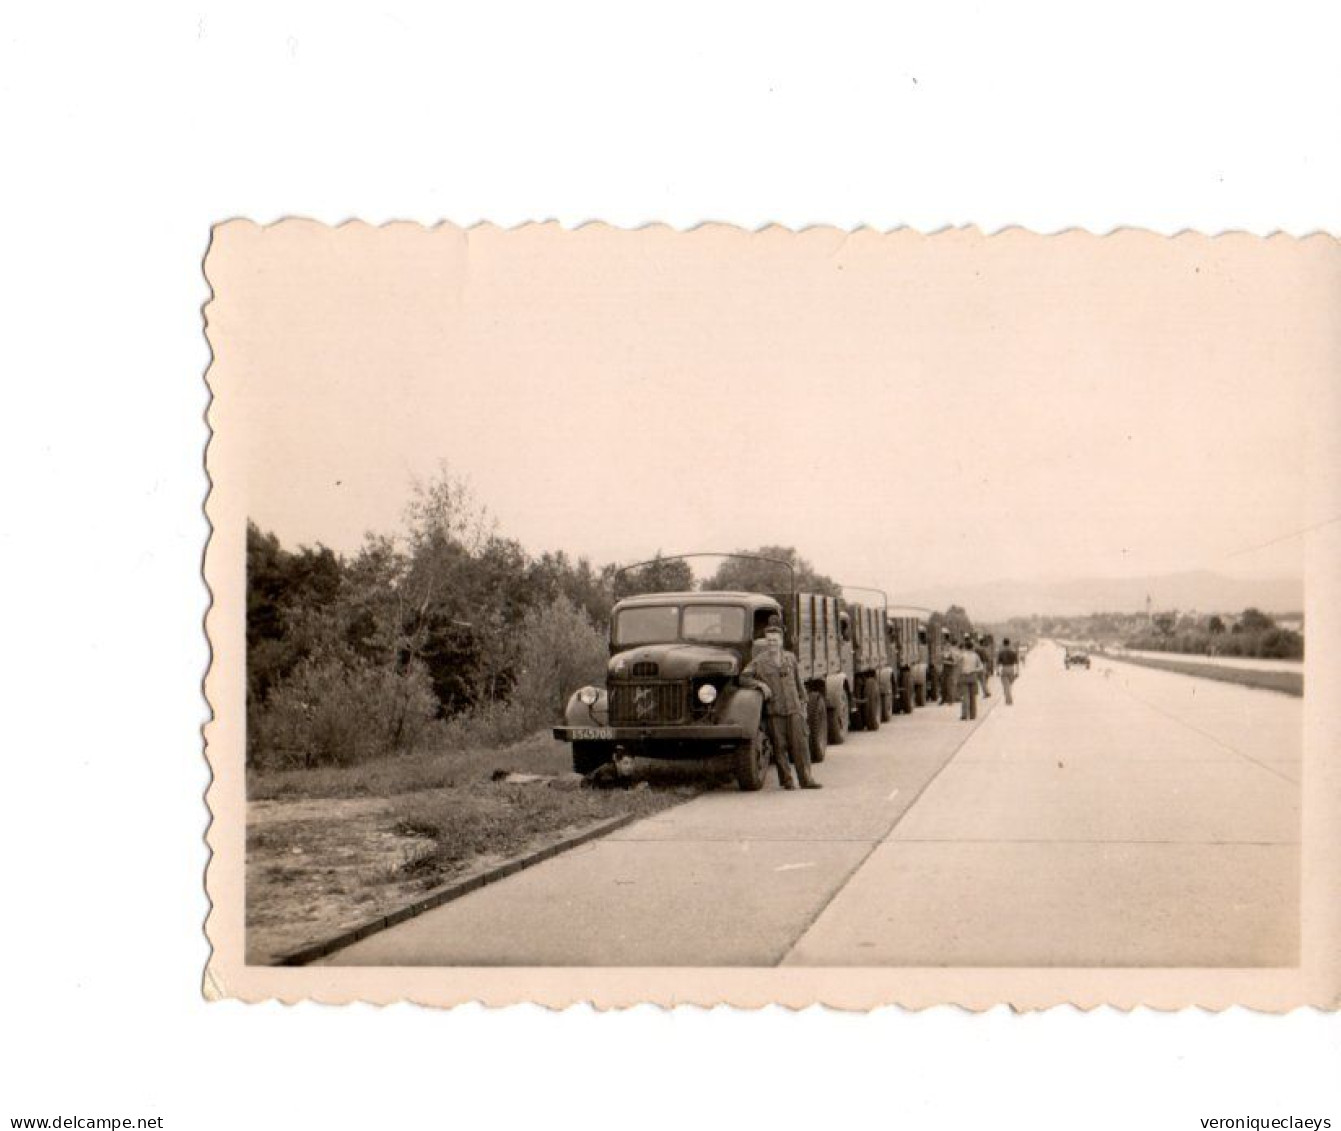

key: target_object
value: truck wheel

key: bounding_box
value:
[807,691,828,764]
[733,724,772,792]
[863,675,881,731]
[880,683,893,722]
[914,676,927,707]
[827,691,849,746]
[900,669,917,714]
[572,742,612,775]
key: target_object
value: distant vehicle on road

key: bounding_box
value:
[1064,648,1091,669]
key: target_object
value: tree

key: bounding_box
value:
[1152,612,1177,637]
[1206,614,1226,635]
[943,604,974,641]
[526,550,614,629]
[1237,607,1275,633]
[699,546,841,596]
[610,552,696,599]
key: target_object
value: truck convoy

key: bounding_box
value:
[552,555,911,791]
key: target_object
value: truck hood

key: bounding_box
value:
[609,643,740,680]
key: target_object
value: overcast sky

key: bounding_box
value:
[211,223,1333,598]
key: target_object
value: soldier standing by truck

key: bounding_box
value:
[741,619,822,790]
[959,632,984,720]
[925,623,941,703]
[940,629,959,706]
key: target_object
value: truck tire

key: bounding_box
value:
[807,690,828,764]
[863,675,881,731]
[733,724,772,792]
[572,741,612,776]
[901,669,917,714]
[827,690,849,746]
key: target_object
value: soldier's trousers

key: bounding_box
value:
[767,712,815,786]
[960,676,979,721]
[941,663,958,704]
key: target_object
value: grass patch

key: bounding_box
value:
[1100,652,1303,697]
[246,731,717,964]
[247,730,574,801]
[391,780,682,878]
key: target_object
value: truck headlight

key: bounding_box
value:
[697,683,718,705]
[577,686,600,705]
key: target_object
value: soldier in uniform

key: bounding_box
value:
[741,617,822,790]
[959,632,984,720]
[940,629,959,706]
[976,633,992,698]
[924,626,940,703]
[996,637,1020,705]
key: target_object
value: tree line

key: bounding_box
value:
[1125,607,1303,659]
[996,608,1304,660]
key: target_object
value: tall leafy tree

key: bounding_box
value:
[609,552,696,599]
[699,546,841,596]
[943,604,974,641]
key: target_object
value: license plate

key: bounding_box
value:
[571,727,614,741]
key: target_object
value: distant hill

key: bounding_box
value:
[893,570,1303,623]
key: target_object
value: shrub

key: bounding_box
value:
[1259,627,1304,660]
[438,699,534,750]
[510,596,609,729]
[252,654,439,769]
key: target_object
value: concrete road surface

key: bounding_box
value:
[323,642,1300,967]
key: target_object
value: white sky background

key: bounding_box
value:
[223,223,1328,595]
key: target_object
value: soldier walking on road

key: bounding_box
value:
[741,618,822,790]
[976,634,993,698]
[958,633,984,720]
[997,637,1020,706]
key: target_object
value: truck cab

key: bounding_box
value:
[553,589,851,790]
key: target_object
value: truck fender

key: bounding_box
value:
[823,673,848,713]
[563,687,609,727]
[878,667,895,697]
[716,684,765,734]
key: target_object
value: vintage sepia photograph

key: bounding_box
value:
[203,221,1338,1008]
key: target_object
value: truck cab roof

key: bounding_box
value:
[613,590,782,610]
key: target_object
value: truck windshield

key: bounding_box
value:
[614,606,680,645]
[614,605,747,646]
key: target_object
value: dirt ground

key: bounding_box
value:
[245,734,712,964]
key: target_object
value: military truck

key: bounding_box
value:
[887,611,929,712]
[838,594,895,730]
[780,589,857,758]
[552,555,853,791]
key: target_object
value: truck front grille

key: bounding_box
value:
[608,679,689,725]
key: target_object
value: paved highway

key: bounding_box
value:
[322,641,1300,967]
